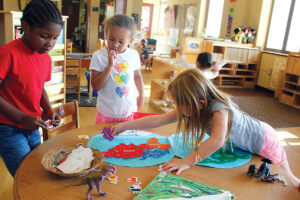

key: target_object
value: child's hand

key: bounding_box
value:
[161,158,191,175]
[42,109,61,127]
[110,123,126,136]
[137,96,144,111]
[108,49,117,67]
[20,114,48,131]
[161,151,199,175]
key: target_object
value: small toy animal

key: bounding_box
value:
[247,158,272,178]
[102,127,114,141]
[70,164,116,200]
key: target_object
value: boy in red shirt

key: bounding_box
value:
[0,0,63,176]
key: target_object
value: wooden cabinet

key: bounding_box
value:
[149,57,185,113]
[257,52,288,91]
[0,11,68,108]
[279,52,300,109]
[204,40,261,88]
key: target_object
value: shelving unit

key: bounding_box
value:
[0,11,68,108]
[46,16,68,107]
[204,40,261,88]
[149,57,185,113]
[279,52,300,109]
[0,11,23,46]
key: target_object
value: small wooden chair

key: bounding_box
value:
[66,39,72,53]
[66,59,81,102]
[42,100,80,141]
[96,38,107,50]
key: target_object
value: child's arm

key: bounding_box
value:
[134,69,144,111]
[40,87,61,126]
[111,110,177,135]
[213,60,228,72]
[91,50,116,91]
[0,79,48,130]
[162,109,228,175]
[178,46,194,69]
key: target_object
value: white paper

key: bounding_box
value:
[57,146,94,174]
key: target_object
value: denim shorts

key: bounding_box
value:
[0,123,41,176]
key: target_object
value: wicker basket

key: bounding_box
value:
[41,145,104,177]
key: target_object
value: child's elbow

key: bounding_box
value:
[212,137,225,149]
[91,82,100,92]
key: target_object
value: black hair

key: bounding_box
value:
[197,52,213,69]
[21,0,63,29]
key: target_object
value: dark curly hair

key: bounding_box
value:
[21,0,63,29]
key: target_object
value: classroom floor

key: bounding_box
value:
[1,69,300,200]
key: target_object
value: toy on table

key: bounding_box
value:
[70,164,117,200]
[247,158,287,186]
[128,177,142,194]
[247,158,272,178]
[129,184,142,194]
[107,175,118,184]
[102,127,114,141]
[78,135,90,140]
[128,177,141,185]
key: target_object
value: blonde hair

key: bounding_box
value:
[104,14,136,37]
[168,68,234,150]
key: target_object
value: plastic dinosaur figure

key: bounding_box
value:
[71,164,117,200]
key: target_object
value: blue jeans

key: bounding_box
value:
[0,123,41,177]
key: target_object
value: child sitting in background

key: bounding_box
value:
[90,15,144,124]
[140,39,149,66]
[0,0,62,176]
[179,47,227,79]
[111,68,300,190]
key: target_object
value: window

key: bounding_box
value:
[266,0,300,52]
[205,0,224,38]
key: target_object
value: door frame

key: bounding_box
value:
[142,3,153,38]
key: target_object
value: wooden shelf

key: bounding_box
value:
[49,94,65,103]
[282,88,300,95]
[53,44,65,50]
[45,83,64,90]
[279,52,300,109]
[284,81,300,86]
[149,99,173,113]
[204,40,261,89]
[152,79,170,89]
[51,56,65,62]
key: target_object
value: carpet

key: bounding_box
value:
[222,89,300,128]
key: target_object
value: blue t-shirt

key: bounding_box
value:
[206,99,266,154]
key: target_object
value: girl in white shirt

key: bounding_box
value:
[90,15,144,123]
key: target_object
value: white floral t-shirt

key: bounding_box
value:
[90,47,141,118]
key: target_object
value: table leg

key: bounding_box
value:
[89,74,92,102]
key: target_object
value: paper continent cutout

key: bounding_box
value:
[102,137,171,159]
[87,132,251,168]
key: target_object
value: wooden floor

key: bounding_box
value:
[1,70,300,200]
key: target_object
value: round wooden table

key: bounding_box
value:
[13,124,300,200]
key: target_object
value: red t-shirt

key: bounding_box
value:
[0,39,51,129]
